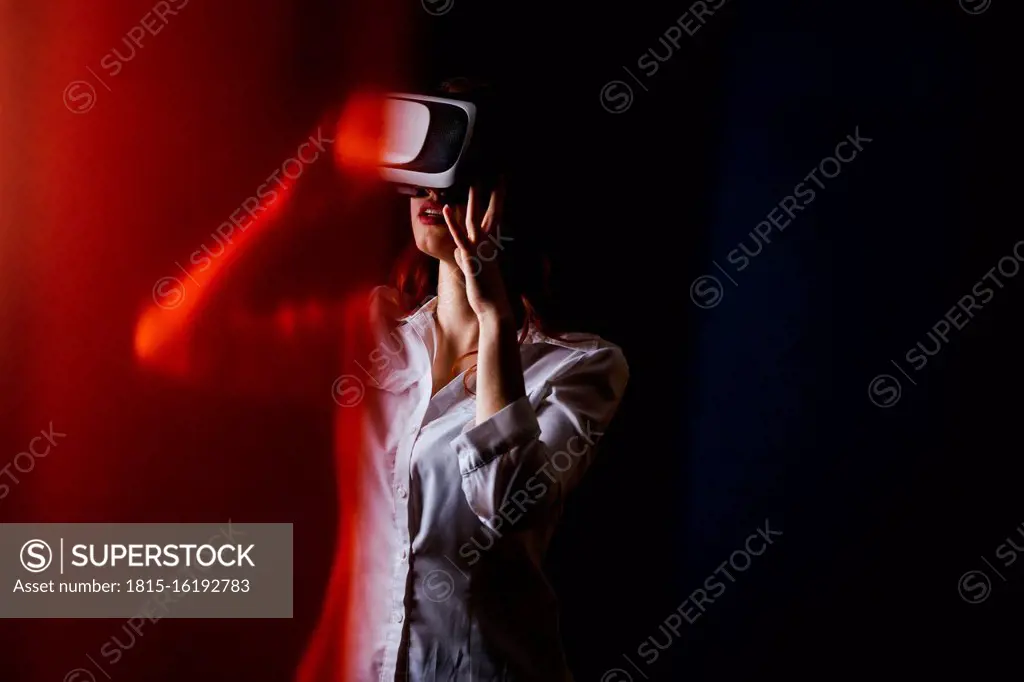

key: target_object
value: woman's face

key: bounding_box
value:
[410,189,461,262]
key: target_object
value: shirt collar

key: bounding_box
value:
[375,293,595,394]
[398,295,438,325]
[398,295,547,345]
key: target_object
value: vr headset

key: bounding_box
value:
[377,91,501,204]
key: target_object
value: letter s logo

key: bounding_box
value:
[21,539,53,573]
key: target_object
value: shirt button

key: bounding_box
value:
[400,549,408,561]
[393,611,404,623]
[396,485,407,499]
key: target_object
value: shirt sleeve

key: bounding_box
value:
[449,344,629,532]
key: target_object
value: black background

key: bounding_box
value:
[409,0,1017,679]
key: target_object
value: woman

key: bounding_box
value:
[135,79,628,681]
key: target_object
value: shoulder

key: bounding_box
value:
[366,285,405,320]
[524,328,629,397]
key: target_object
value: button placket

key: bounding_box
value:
[381,308,435,681]
[383,371,431,680]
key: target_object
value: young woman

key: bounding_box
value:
[135,79,628,681]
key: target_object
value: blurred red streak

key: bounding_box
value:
[133,174,298,368]
[334,91,388,173]
[13,0,411,679]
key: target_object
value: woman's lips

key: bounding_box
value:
[418,201,446,226]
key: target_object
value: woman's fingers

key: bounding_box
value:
[443,204,471,261]
[465,186,480,243]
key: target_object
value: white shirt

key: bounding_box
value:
[329,287,628,682]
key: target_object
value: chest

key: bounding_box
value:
[429,343,477,399]
[430,351,453,398]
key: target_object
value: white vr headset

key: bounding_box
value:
[377,92,498,199]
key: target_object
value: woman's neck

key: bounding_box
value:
[434,260,480,355]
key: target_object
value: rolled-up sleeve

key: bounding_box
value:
[450,344,628,531]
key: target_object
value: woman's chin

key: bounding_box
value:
[415,235,455,260]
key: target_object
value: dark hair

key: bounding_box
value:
[389,77,560,387]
